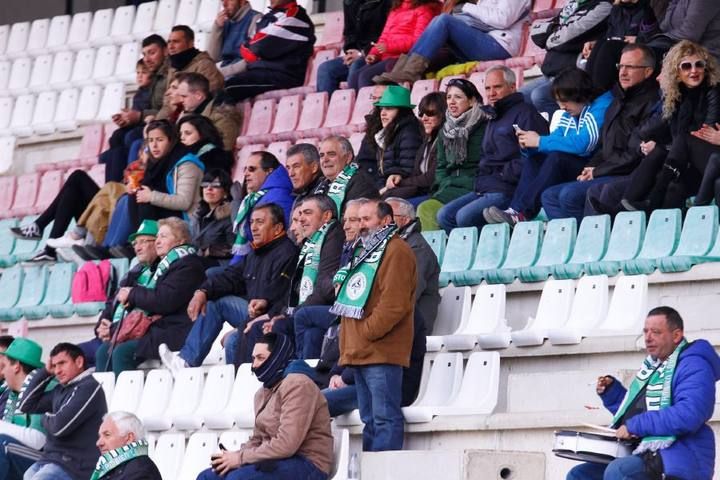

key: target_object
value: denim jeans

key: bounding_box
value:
[348,59,392,90]
[322,385,358,417]
[316,56,367,95]
[102,194,133,248]
[519,75,558,117]
[410,14,511,62]
[354,364,404,451]
[294,306,337,359]
[179,296,250,367]
[23,462,73,480]
[541,177,618,223]
[437,191,512,231]
[566,455,650,480]
[0,434,36,480]
[94,339,140,378]
[197,455,327,480]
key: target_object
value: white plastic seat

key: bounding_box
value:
[402,352,464,423]
[96,83,126,122]
[436,351,500,416]
[176,0,201,26]
[549,275,609,345]
[194,31,208,52]
[146,367,204,431]
[330,428,350,480]
[179,432,218,480]
[0,25,10,59]
[26,19,50,57]
[334,408,362,426]
[131,2,159,41]
[69,48,96,87]
[87,9,115,47]
[196,0,221,31]
[49,51,74,89]
[75,85,102,126]
[204,322,234,366]
[151,433,186,480]
[109,370,144,414]
[204,363,261,429]
[5,22,30,59]
[136,369,174,428]
[46,15,71,52]
[0,61,11,91]
[31,91,58,135]
[114,42,140,84]
[0,97,14,136]
[155,0,179,34]
[0,136,16,175]
[426,286,471,352]
[10,94,36,138]
[218,430,252,451]
[593,274,648,336]
[28,55,53,93]
[174,364,234,430]
[104,5,136,45]
[92,45,119,84]
[53,88,80,132]
[92,371,116,406]
[8,58,32,96]
[511,278,576,347]
[444,284,507,351]
[66,12,93,51]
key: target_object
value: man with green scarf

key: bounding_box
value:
[567,306,720,480]
[91,411,160,479]
[335,199,417,452]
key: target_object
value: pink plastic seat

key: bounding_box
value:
[266,141,292,165]
[533,0,554,13]
[233,144,266,183]
[9,173,40,217]
[238,101,252,136]
[348,132,364,157]
[471,59,506,72]
[259,94,301,143]
[334,86,375,136]
[505,24,539,69]
[33,169,64,213]
[101,122,119,154]
[87,163,106,187]
[296,137,319,147]
[76,124,105,166]
[468,72,487,104]
[236,99,276,147]
[289,92,328,141]
[281,49,338,97]
[316,11,343,50]
[310,88,355,137]
[410,79,438,107]
[0,176,17,218]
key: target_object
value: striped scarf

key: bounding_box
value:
[90,440,149,480]
[232,189,267,256]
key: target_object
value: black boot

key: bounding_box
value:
[621,164,679,212]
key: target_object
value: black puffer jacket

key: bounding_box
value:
[371,115,424,190]
[191,201,234,261]
[605,0,658,42]
[343,0,392,54]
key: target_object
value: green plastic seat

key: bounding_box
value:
[623,209,682,275]
[451,223,510,286]
[658,206,719,273]
[421,230,447,265]
[438,227,478,287]
[0,216,41,266]
[0,266,23,321]
[0,266,48,321]
[552,215,611,279]
[518,218,577,282]
[0,218,18,257]
[485,220,544,284]
[110,258,130,282]
[585,211,646,276]
[74,302,105,316]
[25,263,77,319]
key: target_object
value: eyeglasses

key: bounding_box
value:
[419,109,439,117]
[201,182,223,189]
[678,60,706,71]
[132,238,155,247]
[616,63,652,70]
[244,165,258,173]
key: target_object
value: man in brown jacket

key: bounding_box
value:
[335,199,417,451]
[199,333,333,480]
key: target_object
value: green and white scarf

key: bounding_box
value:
[2,369,35,426]
[298,220,335,305]
[612,338,688,454]
[90,440,149,480]
[112,245,197,323]
[232,189,267,256]
[327,163,358,216]
[330,224,397,319]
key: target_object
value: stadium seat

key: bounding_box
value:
[204,363,262,429]
[32,92,59,136]
[92,45,119,84]
[0,265,48,321]
[330,428,350,480]
[92,371,116,405]
[109,370,144,413]
[548,274,609,345]
[110,257,130,281]
[511,278,575,347]
[28,55,53,94]
[0,97,13,136]
[174,363,234,430]
[233,143,266,183]
[0,25,10,59]
[315,11,343,50]
[155,0,180,34]
[485,220,544,284]
[282,50,337,97]
[8,58,32,96]
[402,352,464,423]
[421,230,447,264]
[130,1,159,41]
[8,175,40,218]
[450,223,509,286]
[196,0,221,32]
[0,266,23,316]
[0,136,16,174]
[505,24,538,69]
[266,141,291,165]
[256,94,300,143]
[0,61,11,91]
[46,15,71,52]
[312,88,356,137]
[622,208,681,275]
[237,100,252,136]
[152,433,186,480]
[334,86,375,135]
[179,432,217,480]
[348,132,364,157]
[137,369,174,429]
[592,274,648,336]
[113,42,141,84]
[9,94,35,138]
[27,262,76,319]
[86,164,106,187]
[438,351,500,416]
[33,169,64,213]
[145,367,204,431]
[438,227,478,287]
[585,211,646,276]
[410,79,438,108]
[48,51,75,89]
[518,217,576,282]
[657,205,719,273]
[69,48,97,87]
[552,214,611,279]
[291,92,329,140]
[444,284,507,351]
[218,430,252,452]
[86,8,115,48]
[26,19,50,57]
[101,5,135,45]
[176,0,201,26]
[426,285,471,352]
[96,83,126,123]
[236,99,276,146]
[66,12,93,51]
[5,22,30,60]
[53,88,81,133]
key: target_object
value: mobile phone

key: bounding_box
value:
[513,124,521,133]
[219,443,227,451]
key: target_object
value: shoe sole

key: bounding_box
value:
[483,208,505,224]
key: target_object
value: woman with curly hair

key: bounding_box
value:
[621,40,720,211]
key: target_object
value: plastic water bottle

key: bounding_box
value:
[348,452,360,479]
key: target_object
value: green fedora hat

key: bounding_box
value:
[374,85,415,109]
[128,219,159,242]
[2,338,44,369]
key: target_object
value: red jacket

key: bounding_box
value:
[368,0,441,60]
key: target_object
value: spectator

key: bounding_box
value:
[0,339,47,480]
[286,143,324,206]
[316,0,392,94]
[375,0,530,84]
[314,136,379,217]
[381,91,446,204]
[95,218,206,376]
[485,68,613,226]
[521,0,612,116]
[19,343,107,480]
[166,25,225,94]
[160,204,298,371]
[543,44,659,222]
[93,412,161,480]
[355,83,393,179]
[0,335,13,386]
[436,67,548,231]
[206,0,262,78]
[349,0,440,90]
[416,79,494,230]
[221,0,316,102]
[198,333,333,480]
[177,113,234,173]
[364,86,424,193]
[140,34,171,122]
[175,73,242,153]
[191,169,235,267]
[651,0,720,61]
[691,125,720,206]
[620,40,720,212]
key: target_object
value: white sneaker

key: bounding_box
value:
[158,343,187,377]
[46,233,84,249]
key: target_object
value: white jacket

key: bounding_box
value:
[461,0,531,57]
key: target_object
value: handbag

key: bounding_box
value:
[116,309,160,343]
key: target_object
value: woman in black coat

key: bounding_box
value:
[191,168,235,268]
[178,114,235,173]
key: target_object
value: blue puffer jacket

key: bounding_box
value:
[601,339,720,480]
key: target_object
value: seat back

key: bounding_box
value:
[67,12,92,46]
[53,88,80,129]
[410,79,438,108]
[266,141,291,165]
[0,97,12,130]
[0,61,10,91]
[27,19,50,53]
[10,215,40,257]
[500,220,543,269]
[176,0,201,25]
[88,8,114,44]
[0,137,16,175]
[43,263,76,307]
[672,206,718,257]
[166,367,205,421]
[440,227,477,274]
[11,174,40,211]
[194,364,235,420]
[233,144,265,183]
[0,25,8,56]
[132,2,158,37]
[6,22,30,58]
[601,211,646,262]
[462,284,506,335]
[70,48,96,83]
[525,278,575,330]
[413,352,463,407]
[109,257,130,282]
[225,363,262,425]
[10,94,34,132]
[29,55,53,91]
[110,5,136,38]
[197,0,221,28]
[433,285,471,336]
[35,169,64,211]
[330,428,350,479]
[635,208,681,260]
[178,432,218,480]
[137,369,174,425]
[218,430,252,452]
[350,86,375,125]
[348,132,364,156]
[93,45,118,80]
[47,15,71,50]
[271,95,301,135]
[599,274,648,332]
[96,83,126,121]
[316,11,343,47]
[0,266,23,309]
[563,274,608,330]
[535,217,576,267]
[323,89,355,128]
[471,223,510,270]
[566,214,611,264]
[78,124,105,160]
[8,58,31,92]
[155,0,179,33]
[245,99,276,137]
[448,351,500,413]
[92,371,116,405]
[152,433,186,480]
[49,51,74,86]
[297,92,329,131]
[115,42,140,78]
[421,230,447,264]
[109,370,145,413]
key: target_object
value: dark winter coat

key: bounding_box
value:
[659,0,720,60]
[191,201,235,260]
[371,115,424,190]
[342,0,392,54]
[313,167,379,216]
[100,454,162,480]
[604,0,658,42]
[383,134,438,199]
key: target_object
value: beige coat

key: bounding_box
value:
[148,162,203,215]
[77,182,126,243]
[200,99,241,151]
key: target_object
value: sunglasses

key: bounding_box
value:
[201,182,223,189]
[419,109,439,117]
[679,60,706,72]
[244,165,259,173]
